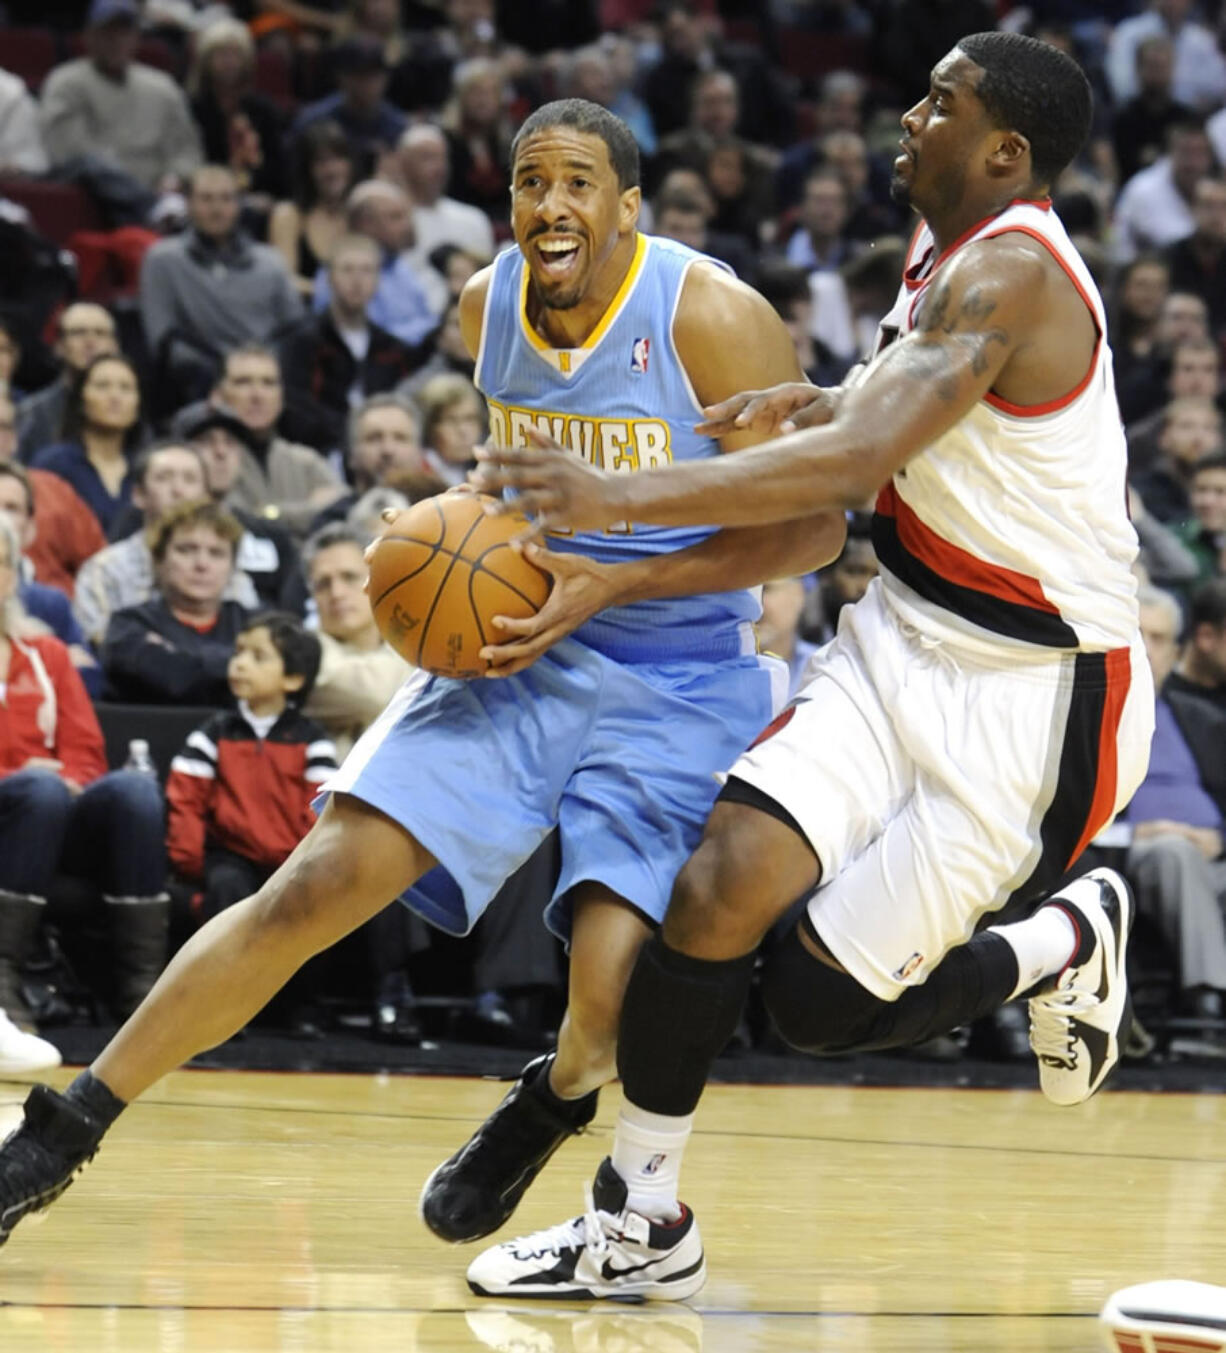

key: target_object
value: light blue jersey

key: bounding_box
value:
[476,232,761,663]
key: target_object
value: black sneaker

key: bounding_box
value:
[0,1085,104,1247]
[419,1053,597,1244]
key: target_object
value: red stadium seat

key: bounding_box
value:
[1,27,60,91]
[64,34,184,80]
[0,178,104,247]
[253,46,295,110]
[776,30,871,81]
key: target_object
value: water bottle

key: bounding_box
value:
[124,738,157,779]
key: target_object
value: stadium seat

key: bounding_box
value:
[94,703,221,782]
[1,26,60,91]
[0,178,103,246]
[254,46,295,110]
[776,30,871,80]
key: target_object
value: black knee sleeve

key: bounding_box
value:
[616,933,756,1118]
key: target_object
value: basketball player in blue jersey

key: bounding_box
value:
[465,35,1156,1301]
[0,101,844,1254]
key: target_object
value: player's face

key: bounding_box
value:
[892,51,994,215]
[511,127,639,312]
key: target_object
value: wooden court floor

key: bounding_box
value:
[0,1067,1223,1352]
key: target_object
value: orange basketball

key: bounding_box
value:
[366,493,552,678]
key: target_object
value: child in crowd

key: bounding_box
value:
[166,611,337,919]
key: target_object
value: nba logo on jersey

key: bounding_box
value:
[630,337,650,374]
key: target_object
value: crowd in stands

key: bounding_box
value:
[0,0,1225,1072]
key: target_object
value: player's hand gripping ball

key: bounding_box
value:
[367,493,552,678]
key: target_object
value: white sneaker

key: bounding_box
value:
[466,1157,706,1302]
[1028,868,1133,1107]
[0,1010,61,1075]
[1100,1280,1226,1351]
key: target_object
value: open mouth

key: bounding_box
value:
[535,236,582,279]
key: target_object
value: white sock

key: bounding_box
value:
[991,906,1078,1000]
[610,1103,694,1222]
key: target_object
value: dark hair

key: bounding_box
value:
[60,352,142,446]
[956,31,1092,189]
[0,461,34,517]
[755,262,812,314]
[132,439,205,490]
[240,609,322,703]
[1188,577,1226,630]
[1194,451,1226,476]
[292,119,360,211]
[511,99,640,192]
[654,186,707,219]
[150,499,242,563]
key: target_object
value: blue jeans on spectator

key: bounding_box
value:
[0,769,165,898]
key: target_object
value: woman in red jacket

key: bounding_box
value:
[0,516,167,1039]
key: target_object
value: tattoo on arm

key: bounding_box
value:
[899,279,1012,400]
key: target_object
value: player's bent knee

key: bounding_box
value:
[760,924,888,1055]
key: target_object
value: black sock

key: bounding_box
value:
[617,933,757,1118]
[528,1053,597,1124]
[64,1070,127,1130]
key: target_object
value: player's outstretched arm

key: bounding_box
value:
[474,239,1043,534]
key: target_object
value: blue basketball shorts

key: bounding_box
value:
[318,637,786,940]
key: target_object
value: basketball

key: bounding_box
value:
[366,492,551,678]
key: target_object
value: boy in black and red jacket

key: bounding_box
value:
[166,611,338,919]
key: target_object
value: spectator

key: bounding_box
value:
[395,297,475,399]
[440,57,514,221]
[101,499,249,705]
[166,611,336,920]
[756,262,849,388]
[1112,255,1171,417]
[417,373,485,487]
[1106,0,1226,111]
[1175,453,1226,585]
[1112,37,1192,186]
[288,37,408,170]
[1132,396,1223,523]
[0,463,102,693]
[758,577,817,698]
[1125,584,1226,1024]
[1112,119,1216,264]
[802,519,878,643]
[1166,177,1226,339]
[139,165,303,369]
[0,391,107,598]
[30,352,142,537]
[280,234,426,449]
[1126,331,1221,462]
[565,38,656,157]
[387,123,495,260]
[1167,576,1226,712]
[73,441,260,646]
[653,68,744,187]
[1128,481,1202,591]
[177,404,303,611]
[314,180,442,347]
[651,184,756,283]
[819,130,904,243]
[270,120,360,299]
[39,0,203,192]
[301,522,408,758]
[205,344,346,537]
[0,68,48,176]
[703,137,775,249]
[786,169,854,272]
[427,243,484,301]
[0,513,168,1029]
[315,393,437,530]
[186,18,286,203]
[16,302,118,464]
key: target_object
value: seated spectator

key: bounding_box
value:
[1106,0,1226,111]
[0,513,168,1030]
[0,463,101,693]
[166,611,336,920]
[749,262,848,388]
[387,123,495,260]
[1167,576,1226,712]
[427,243,484,302]
[101,500,250,705]
[758,577,817,698]
[288,37,408,170]
[186,18,287,203]
[39,0,202,192]
[301,523,408,758]
[440,57,514,223]
[199,344,346,538]
[31,353,142,537]
[1166,177,1226,340]
[139,165,303,381]
[1126,332,1220,456]
[1132,396,1223,523]
[279,235,427,450]
[1112,36,1192,186]
[73,442,260,646]
[786,169,856,273]
[651,68,742,187]
[1111,255,1171,420]
[270,121,360,299]
[1125,585,1226,1025]
[703,136,775,248]
[802,517,878,643]
[652,184,756,283]
[417,374,485,487]
[1175,453,1226,585]
[776,73,869,211]
[16,303,118,465]
[0,391,106,597]
[1112,119,1215,264]
[312,393,438,531]
[314,180,443,348]
[395,298,475,400]
[1129,481,1203,591]
[0,67,48,176]
[177,405,303,611]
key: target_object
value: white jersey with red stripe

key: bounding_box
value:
[864,198,1139,657]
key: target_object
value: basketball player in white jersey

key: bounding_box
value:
[466,32,1156,1301]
